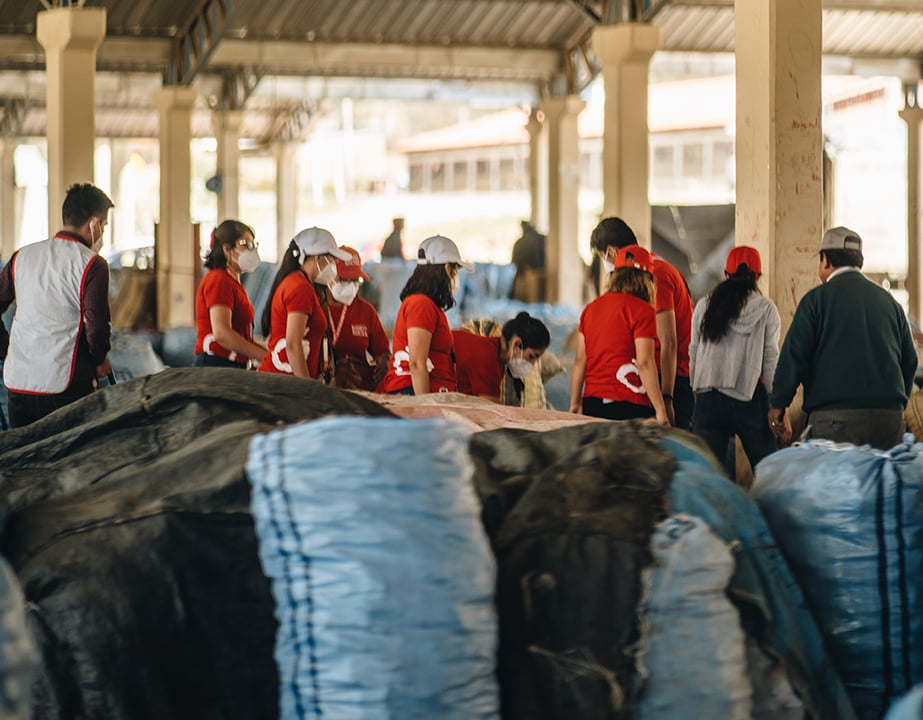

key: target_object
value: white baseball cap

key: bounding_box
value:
[416,235,473,271]
[292,227,352,262]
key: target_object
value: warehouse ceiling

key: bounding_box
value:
[0,0,921,141]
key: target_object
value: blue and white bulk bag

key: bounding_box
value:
[753,438,923,720]
[635,514,752,720]
[886,684,923,720]
[247,416,499,720]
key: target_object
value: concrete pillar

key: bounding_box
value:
[541,95,585,307]
[154,86,197,330]
[214,110,242,221]
[36,6,106,236]
[592,24,661,247]
[735,0,823,333]
[273,141,298,260]
[0,140,16,260]
[900,104,923,321]
[528,109,549,232]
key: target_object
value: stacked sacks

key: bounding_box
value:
[661,430,857,720]
[635,515,751,719]
[886,685,923,719]
[0,555,36,720]
[0,368,394,720]
[753,438,923,719]
[247,417,499,719]
[469,422,675,719]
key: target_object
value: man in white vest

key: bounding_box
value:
[0,183,114,427]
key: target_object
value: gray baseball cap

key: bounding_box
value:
[820,226,862,253]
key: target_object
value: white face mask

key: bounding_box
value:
[237,247,261,273]
[450,272,461,296]
[89,219,103,254]
[329,280,358,305]
[508,346,534,379]
[602,255,615,274]
[315,257,337,285]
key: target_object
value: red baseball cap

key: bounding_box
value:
[725,246,762,275]
[335,246,370,281]
[614,245,654,274]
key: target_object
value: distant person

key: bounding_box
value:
[381,217,405,259]
[453,312,550,404]
[689,246,785,477]
[510,220,546,301]
[378,235,472,395]
[0,183,114,427]
[324,245,391,391]
[194,220,267,369]
[258,227,351,379]
[570,245,669,424]
[769,227,917,449]
[590,217,695,429]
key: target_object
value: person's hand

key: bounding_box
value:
[663,397,675,426]
[768,406,792,443]
[655,408,670,427]
[95,358,113,378]
[569,401,582,414]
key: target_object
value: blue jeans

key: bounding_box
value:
[693,385,778,477]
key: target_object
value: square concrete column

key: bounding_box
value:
[900,105,923,321]
[0,140,16,260]
[527,108,549,233]
[592,24,661,247]
[273,141,298,260]
[36,7,106,236]
[736,0,823,331]
[540,95,585,307]
[155,86,198,330]
[214,110,243,221]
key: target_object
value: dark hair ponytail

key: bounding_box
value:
[502,312,550,350]
[260,240,303,337]
[700,268,759,343]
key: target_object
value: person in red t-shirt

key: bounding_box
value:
[590,217,695,429]
[570,245,668,424]
[323,245,391,391]
[258,227,351,379]
[453,312,550,402]
[378,235,472,395]
[194,219,267,369]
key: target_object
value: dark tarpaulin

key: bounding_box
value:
[0,368,395,720]
[469,422,676,719]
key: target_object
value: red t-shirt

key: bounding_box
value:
[453,331,503,397]
[194,268,255,360]
[329,298,390,361]
[653,256,693,378]
[258,271,328,377]
[579,292,658,406]
[378,294,456,393]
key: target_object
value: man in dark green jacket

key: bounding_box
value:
[768,227,917,449]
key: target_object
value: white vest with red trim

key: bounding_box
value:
[4,235,98,394]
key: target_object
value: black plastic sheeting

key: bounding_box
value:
[470,422,675,719]
[0,368,394,720]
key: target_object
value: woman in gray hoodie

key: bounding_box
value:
[689,246,788,478]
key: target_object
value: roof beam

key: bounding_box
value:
[209,39,561,82]
[219,66,262,111]
[165,0,242,86]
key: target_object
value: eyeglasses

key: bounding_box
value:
[235,239,258,251]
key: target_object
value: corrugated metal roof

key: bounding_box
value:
[0,0,922,140]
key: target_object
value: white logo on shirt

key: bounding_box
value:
[392,346,434,376]
[617,361,647,395]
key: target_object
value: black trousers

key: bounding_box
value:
[8,380,94,428]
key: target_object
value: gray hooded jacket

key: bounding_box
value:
[689,292,781,402]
